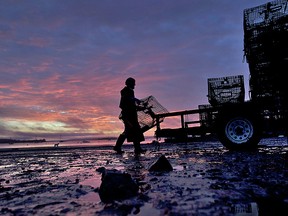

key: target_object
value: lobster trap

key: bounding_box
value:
[207,75,245,106]
[137,95,169,131]
[243,0,288,118]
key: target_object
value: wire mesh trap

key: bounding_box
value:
[243,0,288,118]
[207,75,245,106]
[137,95,169,131]
[198,104,217,128]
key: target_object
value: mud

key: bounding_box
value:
[0,138,288,215]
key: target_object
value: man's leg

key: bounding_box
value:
[133,141,146,154]
[113,132,126,153]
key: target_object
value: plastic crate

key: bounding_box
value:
[208,75,245,106]
[137,95,169,131]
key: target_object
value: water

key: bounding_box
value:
[0,136,157,150]
[1,136,286,150]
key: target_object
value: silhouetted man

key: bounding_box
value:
[113,77,146,154]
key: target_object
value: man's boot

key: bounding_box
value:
[133,141,146,154]
[113,133,126,154]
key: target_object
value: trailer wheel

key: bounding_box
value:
[216,114,261,150]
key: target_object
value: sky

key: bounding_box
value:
[0,0,270,140]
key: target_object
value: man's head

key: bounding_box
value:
[125,77,136,89]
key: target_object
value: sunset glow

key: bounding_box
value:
[0,0,269,140]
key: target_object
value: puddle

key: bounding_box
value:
[0,164,14,169]
[79,191,101,202]
[173,165,184,171]
[232,202,258,216]
[112,165,126,171]
[79,175,102,203]
[80,175,102,188]
[129,203,162,216]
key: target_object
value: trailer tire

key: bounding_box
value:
[216,112,261,150]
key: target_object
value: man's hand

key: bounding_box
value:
[135,98,141,104]
[136,105,146,111]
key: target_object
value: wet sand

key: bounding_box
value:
[0,138,288,215]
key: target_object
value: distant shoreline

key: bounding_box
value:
[0,144,116,153]
[0,136,158,144]
[0,136,286,153]
[0,136,119,144]
[0,141,162,153]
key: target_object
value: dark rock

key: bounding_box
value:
[148,155,173,172]
[96,166,106,174]
[99,169,139,203]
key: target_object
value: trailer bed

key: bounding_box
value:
[154,107,218,142]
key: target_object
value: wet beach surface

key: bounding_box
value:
[0,138,288,215]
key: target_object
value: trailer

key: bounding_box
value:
[139,0,288,150]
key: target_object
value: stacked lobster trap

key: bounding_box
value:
[199,74,245,128]
[149,0,288,148]
[201,0,288,128]
[243,0,288,119]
